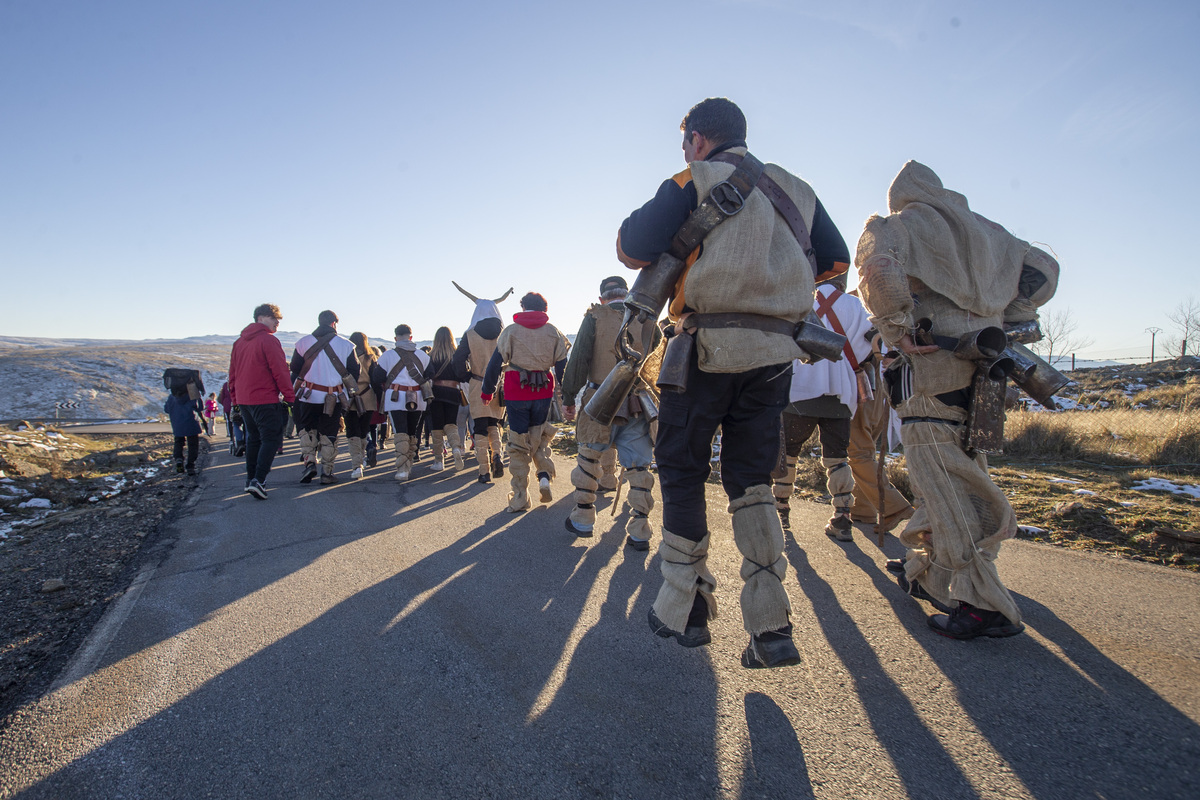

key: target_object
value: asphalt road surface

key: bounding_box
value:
[2,434,1197,799]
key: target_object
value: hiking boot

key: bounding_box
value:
[245,479,268,500]
[741,625,801,669]
[647,607,711,648]
[300,463,318,484]
[478,473,491,484]
[175,459,185,474]
[492,454,504,479]
[319,473,338,485]
[928,603,1025,640]
[564,517,593,538]
[824,515,854,542]
[539,476,553,503]
[896,572,954,613]
[625,535,650,552]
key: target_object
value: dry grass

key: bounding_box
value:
[1003,408,1200,467]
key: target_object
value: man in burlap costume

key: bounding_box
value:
[289,310,360,485]
[856,160,1058,639]
[452,284,512,484]
[617,98,850,668]
[771,278,874,539]
[562,275,662,550]
[370,325,431,481]
[480,292,569,512]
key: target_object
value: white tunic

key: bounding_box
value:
[375,347,431,413]
[789,285,875,416]
[292,333,357,405]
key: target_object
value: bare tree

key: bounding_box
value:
[1163,296,1200,359]
[1030,307,1094,367]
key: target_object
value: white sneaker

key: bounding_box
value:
[350,465,363,479]
[539,476,552,503]
[452,448,465,470]
[394,470,409,481]
[430,460,445,472]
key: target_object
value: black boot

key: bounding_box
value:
[928,603,1024,640]
[741,624,801,669]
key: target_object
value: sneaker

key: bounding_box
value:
[564,517,593,538]
[897,573,954,614]
[928,603,1025,640]
[452,448,465,471]
[491,454,504,479]
[319,473,338,485]
[350,465,363,480]
[478,473,492,484]
[625,535,650,552]
[430,460,445,472]
[824,515,854,542]
[539,476,552,503]
[885,558,906,573]
[394,470,409,482]
[300,463,318,483]
[245,479,268,500]
[741,626,801,669]
[647,607,711,648]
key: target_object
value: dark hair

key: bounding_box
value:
[395,324,412,338]
[680,98,746,146]
[318,310,338,326]
[253,303,281,321]
[520,292,548,312]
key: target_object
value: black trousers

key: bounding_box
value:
[173,435,199,466]
[782,412,851,459]
[293,400,342,439]
[389,409,424,437]
[655,355,791,542]
[344,409,372,440]
[242,403,286,483]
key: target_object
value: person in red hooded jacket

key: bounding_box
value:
[228,303,297,499]
[480,292,569,513]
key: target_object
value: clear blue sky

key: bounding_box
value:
[2,1,1196,360]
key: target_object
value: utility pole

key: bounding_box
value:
[1146,327,1162,363]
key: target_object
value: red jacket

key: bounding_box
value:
[228,323,296,406]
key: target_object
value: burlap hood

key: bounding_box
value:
[855,161,1030,318]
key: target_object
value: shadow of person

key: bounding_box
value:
[741,691,815,799]
[784,531,980,798]
[839,542,1200,799]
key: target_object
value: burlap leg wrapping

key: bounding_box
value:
[393,434,412,479]
[626,466,655,542]
[531,424,556,479]
[651,530,717,634]
[444,424,465,470]
[475,435,491,476]
[772,455,797,512]
[569,444,603,529]
[822,457,854,519]
[599,447,619,491]
[899,410,1021,623]
[488,425,504,466]
[507,431,532,511]
[299,430,319,466]
[346,436,364,469]
[318,435,338,475]
[729,484,791,635]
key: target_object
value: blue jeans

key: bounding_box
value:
[583,414,653,468]
[505,397,552,435]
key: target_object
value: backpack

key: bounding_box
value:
[163,368,205,401]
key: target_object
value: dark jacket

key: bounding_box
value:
[228,323,297,406]
[164,393,203,437]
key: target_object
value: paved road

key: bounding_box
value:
[2,436,1198,799]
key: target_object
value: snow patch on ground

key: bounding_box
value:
[1130,478,1200,500]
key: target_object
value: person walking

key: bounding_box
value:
[228,303,297,499]
[165,387,203,476]
[424,327,468,472]
[289,310,360,485]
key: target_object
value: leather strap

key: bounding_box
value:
[298,333,338,381]
[300,380,342,394]
[390,383,420,392]
[710,152,819,279]
[814,289,860,370]
[668,153,766,261]
[687,312,796,336]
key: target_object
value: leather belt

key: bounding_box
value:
[688,313,797,336]
[390,383,420,392]
[301,380,342,393]
[433,380,460,388]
